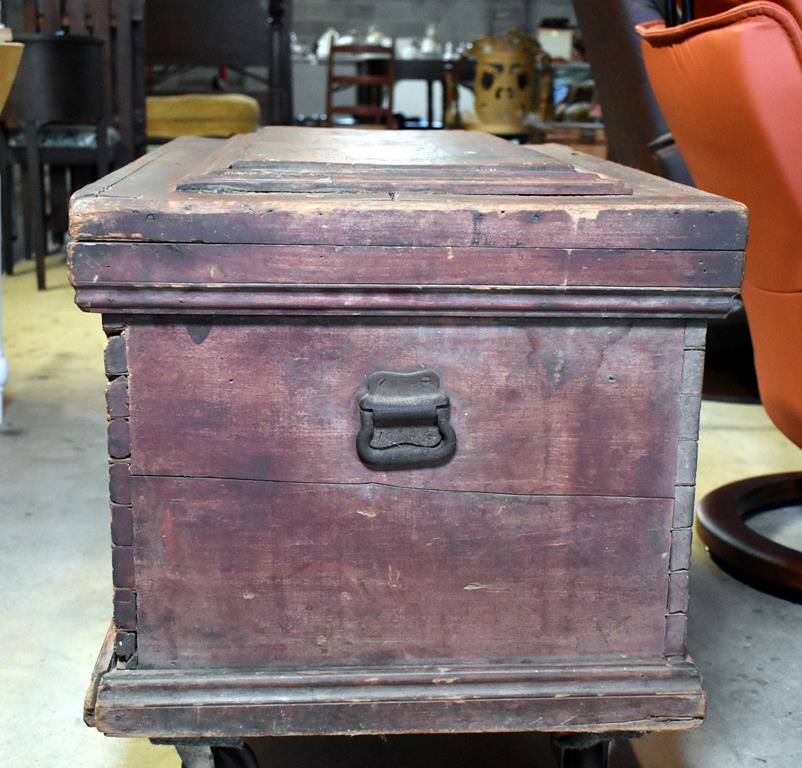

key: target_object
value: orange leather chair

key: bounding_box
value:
[639,1,802,591]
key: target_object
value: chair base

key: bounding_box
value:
[697,472,802,593]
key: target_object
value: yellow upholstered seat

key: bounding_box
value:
[146,94,260,140]
[0,42,24,112]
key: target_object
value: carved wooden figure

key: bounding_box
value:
[69,128,745,767]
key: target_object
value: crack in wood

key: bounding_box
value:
[129,472,677,502]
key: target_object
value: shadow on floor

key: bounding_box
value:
[248,733,654,768]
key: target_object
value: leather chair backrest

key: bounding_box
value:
[639,3,802,444]
[571,0,763,180]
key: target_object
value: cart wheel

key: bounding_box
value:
[179,743,258,768]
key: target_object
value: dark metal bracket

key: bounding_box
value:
[357,369,457,470]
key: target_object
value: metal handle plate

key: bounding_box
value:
[356,369,457,469]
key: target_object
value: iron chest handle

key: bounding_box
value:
[357,370,457,469]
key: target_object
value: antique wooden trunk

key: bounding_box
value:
[70,128,745,751]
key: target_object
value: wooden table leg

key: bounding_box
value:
[23,123,46,290]
[427,79,434,127]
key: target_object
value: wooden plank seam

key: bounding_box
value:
[104,320,137,667]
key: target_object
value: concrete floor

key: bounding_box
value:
[1,255,801,767]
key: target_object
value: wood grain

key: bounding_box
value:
[668,571,690,615]
[669,528,693,572]
[106,376,129,419]
[102,314,126,335]
[104,333,127,376]
[112,546,135,589]
[92,658,705,737]
[109,461,131,505]
[132,476,672,668]
[103,322,137,662]
[69,136,747,252]
[128,319,686,498]
[69,195,748,251]
[69,241,744,290]
[108,418,131,459]
[83,622,116,728]
[665,614,689,657]
[113,588,136,630]
[70,130,731,740]
[662,332,706,658]
[97,128,629,197]
[111,503,134,546]
[673,486,695,529]
[71,284,739,319]
[178,124,631,194]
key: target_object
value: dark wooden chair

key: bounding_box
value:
[146,0,293,126]
[16,0,146,164]
[394,58,447,128]
[267,0,293,126]
[325,42,397,128]
[0,34,113,289]
[3,1,145,282]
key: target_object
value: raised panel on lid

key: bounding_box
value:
[177,127,632,195]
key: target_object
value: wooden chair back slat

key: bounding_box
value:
[85,0,112,120]
[22,0,39,32]
[40,0,63,34]
[87,0,110,35]
[64,0,88,32]
[326,42,396,128]
[112,0,133,156]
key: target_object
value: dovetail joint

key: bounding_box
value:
[104,318,136,666]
